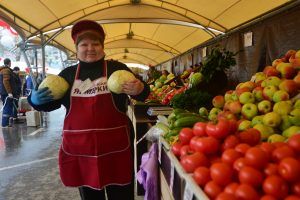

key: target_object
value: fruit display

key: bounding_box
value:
[159,49,300,199]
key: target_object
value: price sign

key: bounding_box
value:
[183,182,194,200]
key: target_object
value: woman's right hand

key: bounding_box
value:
[30,87,54,105]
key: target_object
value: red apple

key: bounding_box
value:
[279,79,299,97]
[284,49,296,61]
[228,101,242,114]
[263,66,280,77]
[212,95,225,109]
[293,73,300,89]
[276,62,296,79]
[236,87,251,96]
[272,58,283,67]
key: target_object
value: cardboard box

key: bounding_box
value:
[26,111,41,126]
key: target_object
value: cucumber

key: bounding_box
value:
[174,116,205,128]
[173,108,188,116]
[175,112,201,119]
[164,128,181,139]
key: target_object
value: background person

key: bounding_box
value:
[12,66,22,121]
[28,20,150,200]
[0,58,20,128]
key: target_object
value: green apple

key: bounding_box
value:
[208,107,221,121]
[224,90,234,102]
[253,72,267,83]
[231,91,239,101]
[262,85,278,101]
[253,124,275,141]
[251,115,264,127]
[238,120,252,131]
[252,86,264,102]
[267,134,287,143]
[288,108,300,126]
[263,112,281,128]
[279,115,293,131]
[261,76,282,87]
[273,101,293,116]
[294,99,300,109]
[257,100,272,114]
[198,107,208,117]
[282,126,300,138]
[241,103,258,120]
[239,91,255,104]
[272,90,290,103]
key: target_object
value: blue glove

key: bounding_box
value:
[30,87,54,105]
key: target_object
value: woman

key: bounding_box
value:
[28,20,150,200]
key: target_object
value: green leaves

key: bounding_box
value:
[201,46,237,83]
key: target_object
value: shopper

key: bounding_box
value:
[12,66,22,121]
[28,19,150,200]
[0,58,20,128]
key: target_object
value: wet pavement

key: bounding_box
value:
[0,108,144,200]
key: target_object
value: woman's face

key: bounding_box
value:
[76,38,104,63]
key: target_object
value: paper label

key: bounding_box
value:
[170,162,174,193]
[158,137,162,164]
[183,182,194,200]
[78,78,92,93]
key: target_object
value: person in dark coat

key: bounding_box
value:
[28,20,150,200]
[0,58,20,127]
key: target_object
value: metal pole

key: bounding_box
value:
[40,31,46,79]
[19,42,37,88]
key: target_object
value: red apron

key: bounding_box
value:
[59,62,132,190]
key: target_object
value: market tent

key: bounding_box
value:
[0,0,295,66]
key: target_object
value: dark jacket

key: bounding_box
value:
[28,58,150,115]
[0,66,21,96]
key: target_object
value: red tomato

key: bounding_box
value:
[288,134,300,153]
[189,136,199,151]
[193,136,220,155]
[233,157,249,171]
[210,162,233,186]
[206,119,231,139]
[204,181,223,199]
[245,147,269,169]
[238,166,263,187]
[215,192,237,200]
[179,145,194,158]
[292,182,300,196]
[264,163,279,176]
[171,141,183,157]
[235,143,251,155]
[263,175,289,199]
[180,152,209,173]
[179,127,194,145]
[221,148,242,166]
[193,122,207,136]
[193,166,211,186]
[278,157,300,182]
[223,182,239,195]
[221,135,240,151]
[260,195,277,200]
[272,145,295,162]
[260,142,276,159]
[235,184,259,200]
[285,195,300,200]
[237,128,261,146]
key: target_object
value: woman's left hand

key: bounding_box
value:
[122,79,144,95]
